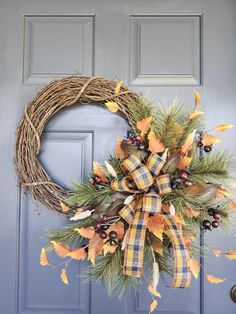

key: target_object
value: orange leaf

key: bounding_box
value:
[152,239,163,256]
[105,101,119,113]
[148,284,161,298]
[149,300,158,313]
[213,249,221,257]
[189,110,204,120]
[148,131,165,153]
[178,156,193,170]
[147,214,164,240]
[115,137,128,158]
[225,250,236,260]
[174,214,186,225]
[194,90,201,106]
[40,248,51,266]
[136,116,152,135]
[60,201,70,213]
[230,201,236,211]
[202,133,221,146]
[114,80,123,95]
[184,208,200,218]
[66,247,87,260]
[61,268,69,285]
[103,243,118,255]
[93,161,109,182]
[88,234,103,266]
[181,130,196,154]
[217,187,231,197]
[206,273,225,284]
[214,123,233,132]
[108,222,125,240]
[74,226,95,239]
[51,241,70,258]
[187,258,200,279]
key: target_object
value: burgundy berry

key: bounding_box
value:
[212,220,220,228]
[94,176,102,184]
[126,138,133,145]
[95,222,102,230]
[100,231,107,239]
[135,135,142,142]
[179,171,189,180]
[183,180,193,188]
[102,214,109,222]
[89,178,95,185]
[213,212,221,220]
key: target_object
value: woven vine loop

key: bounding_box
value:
[15,76,139,213]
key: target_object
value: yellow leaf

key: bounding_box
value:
[178,156,193,170]
[213,249,221,257]
[174,214,186,225]
[66,247,86,260]
[230,201,236,211]
[214,123,233,132]
[105,101,119,113]
[181,130,196,154]
[206,273,225,284]
[148,284,161,298]
[93,161,109,182]
[147,214,164,239]
[74,226,95,239]
[149,300,158,313]
[60,201,70,213]
[187,258,200,279]
[51,241,70,258]
[115,80,123,95]
[136,116,152,135]
[194,90,201,106]
[225,250,236,260]
[217,187,231,197]
[103,243,117,255]
[202,133,221,146]
[40,248,51,266]
[184,208,200,218]
[61,268,69,285]
[115,137,128,159]
[189,110,204,120]
[88,234,103,266]
[148,131,165,153]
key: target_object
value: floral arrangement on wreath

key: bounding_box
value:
[40,83,236,313]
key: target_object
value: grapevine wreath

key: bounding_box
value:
[15,76,236,312]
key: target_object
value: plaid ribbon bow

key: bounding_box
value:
[111,154,191,288]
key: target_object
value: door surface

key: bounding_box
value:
[0,1,236,314]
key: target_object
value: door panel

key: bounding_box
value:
[0,1,236,314]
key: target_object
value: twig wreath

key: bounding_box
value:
[15,76,139,213]
[15,76,236,312]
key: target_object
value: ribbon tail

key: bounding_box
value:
[162,213,191,288]
[123,210,149,277]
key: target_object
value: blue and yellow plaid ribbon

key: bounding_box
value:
[111,153,191,288]
[162,212,191,288]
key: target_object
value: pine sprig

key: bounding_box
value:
[87,247,139,298]
[67,182,113,206]
[189,151,231,185]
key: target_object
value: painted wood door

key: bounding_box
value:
[0,1,236,314]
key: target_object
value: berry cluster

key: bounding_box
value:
[125,133,146,151]
[95,215,118,245]
[197,140,213,153]
[171,170,192,189]
[89,175,102,185]
[202,208,221,231]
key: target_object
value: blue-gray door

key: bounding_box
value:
[0,1,236,314]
